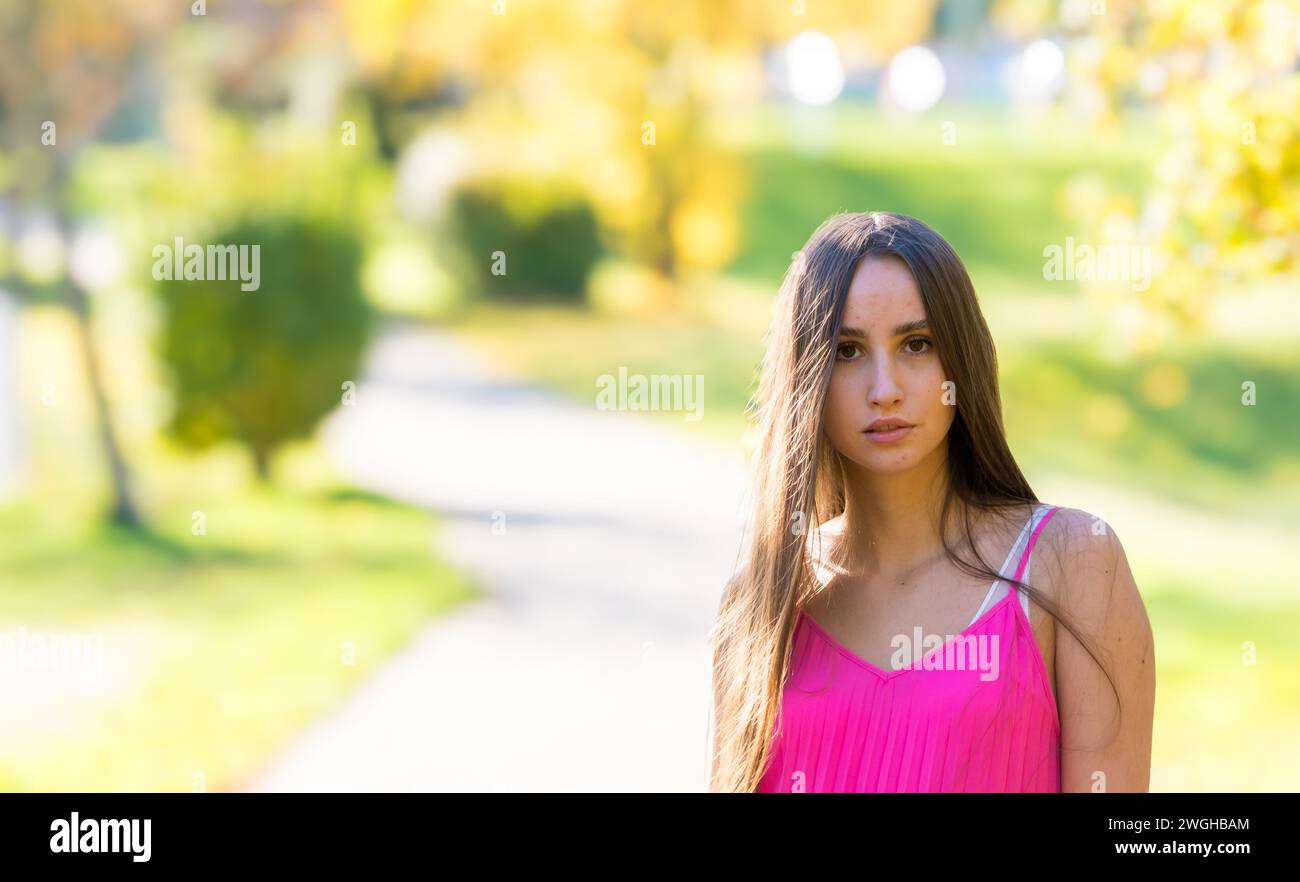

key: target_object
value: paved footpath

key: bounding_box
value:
[246,323,750,791]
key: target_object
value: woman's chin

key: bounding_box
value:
[846,452,921,475]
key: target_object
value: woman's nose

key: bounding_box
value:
[868,356,903,408]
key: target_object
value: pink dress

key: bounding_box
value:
[758,504,1062,792]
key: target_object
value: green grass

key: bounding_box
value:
[730,147,1142,291]
[1141,578,1300,792]
[1003,339,1300,516]
[713,103,1152,292]
[0,481,478,791]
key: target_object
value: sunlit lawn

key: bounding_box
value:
[0,482,477,792]
[0,308,479,791]
[711,102,1152,292]
[440,103,1300,791]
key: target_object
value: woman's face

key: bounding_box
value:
[821,254,955,475]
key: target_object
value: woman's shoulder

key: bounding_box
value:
[1034,504,1135,612]
[1038,505,1122,556]
[1033,504,1153,692]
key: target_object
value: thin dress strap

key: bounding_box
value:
[1012,505,1062,585]
[967,506,1039,626]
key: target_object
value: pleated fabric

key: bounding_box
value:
[757,505,1062,793]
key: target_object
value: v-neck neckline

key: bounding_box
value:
[798,589,1018,681]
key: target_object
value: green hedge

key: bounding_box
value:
[447,180,601,302]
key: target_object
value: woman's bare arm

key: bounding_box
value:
[1050,511,1156,792]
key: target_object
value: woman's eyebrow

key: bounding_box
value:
[839,319,929,339]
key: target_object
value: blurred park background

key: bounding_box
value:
[0,0,1296,791]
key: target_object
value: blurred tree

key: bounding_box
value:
[155,217,370,482]
[1000,0,1300,329]
[333,0,939,306]
[0,0,186,527]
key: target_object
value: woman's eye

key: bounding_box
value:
[904,336,932,355]
[836,343,860,360]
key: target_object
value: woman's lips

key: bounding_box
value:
[862,425,914,443]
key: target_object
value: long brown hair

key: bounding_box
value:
[707,211,1118,792]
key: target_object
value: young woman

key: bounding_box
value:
[708,211,1155,793]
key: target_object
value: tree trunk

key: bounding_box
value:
[67,283,141,529]
[251,446,272,482]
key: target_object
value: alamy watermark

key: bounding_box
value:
[595,367,704,421]
[50,812,151,862]
[888,629,1000,681]
[152,236,261,292]
[0,626,106,676]
[1042,237,1152,292]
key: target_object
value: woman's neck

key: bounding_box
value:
[833,445,957,579]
